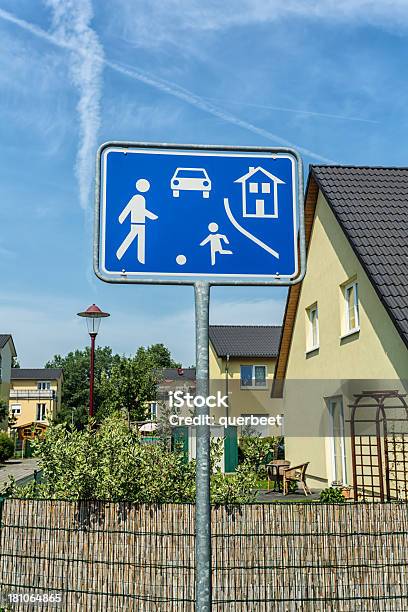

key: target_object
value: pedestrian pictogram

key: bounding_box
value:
[116,178,158,263]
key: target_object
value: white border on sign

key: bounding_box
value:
[100,148,299,280]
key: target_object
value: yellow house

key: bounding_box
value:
[209,325,283,437]
[0,334,17,428]
[273,165,408,497]
[9,368,63,430]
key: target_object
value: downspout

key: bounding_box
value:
[225,354,230,421]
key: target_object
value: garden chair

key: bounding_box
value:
[266,460,290,492]
[282,462,311,496]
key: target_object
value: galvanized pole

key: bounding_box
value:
[194,281,211,611]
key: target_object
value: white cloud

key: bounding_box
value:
[111,0,408,36]
[0,290,286,368]
[0,295,193,368]
[0,7,334,164]
[43,1,104,211]
[211,296,285,325]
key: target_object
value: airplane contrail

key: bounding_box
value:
[0,6,336,165]
[43,1,104,211]
[204,97,378,124]
[108,61,336,163]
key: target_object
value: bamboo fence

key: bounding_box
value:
[0,499,407,610]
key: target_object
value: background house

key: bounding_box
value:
[0,334,17,428]
[274,165,408,495]
[152,367,237,473]
[154,367,196,421]
[9,368,63,432]
[209,325,283,437]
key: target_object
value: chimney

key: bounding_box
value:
[249,166,255,172]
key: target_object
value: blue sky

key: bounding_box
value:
[0,0,406,367]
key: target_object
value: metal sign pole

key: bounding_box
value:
[194,280,211,611]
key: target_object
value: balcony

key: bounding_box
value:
[10,389,56,400]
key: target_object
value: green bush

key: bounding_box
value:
[239,435,280,477]
[319,487,346,503]
[0,432,14,463]
[4,415,257,504]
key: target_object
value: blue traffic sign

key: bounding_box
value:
[95,143,304,285]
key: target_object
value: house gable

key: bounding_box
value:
[274,168,408,386]
[0,334,17,408]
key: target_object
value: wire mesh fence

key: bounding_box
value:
[0,498,408,610]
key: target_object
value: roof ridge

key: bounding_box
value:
[311,164,408,170]
[162,366,195,370]
[209,324,282,328]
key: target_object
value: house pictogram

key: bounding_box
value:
[234,166,285,219]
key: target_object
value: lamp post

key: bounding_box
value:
[77,304,110,418]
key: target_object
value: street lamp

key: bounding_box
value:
[77,304,110,418]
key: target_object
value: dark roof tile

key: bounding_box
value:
[11,368,62,380]
[0,335,12,349]
[160,368,196,381]
[312,165,408,347]
[209,325,281,358]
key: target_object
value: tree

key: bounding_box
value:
[0,399,8,423]
[135,344,181,369]
[46,343,181,427]
[98,352,158,422]
[46,346,120,426]
[53,405,88,430]
[0,432,14,463]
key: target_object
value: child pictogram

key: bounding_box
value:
[199,222,233,266]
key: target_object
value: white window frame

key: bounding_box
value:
[306,303,319,352]
[37,381,51,390]
[327,396,347,485]
[240,365,268,389]
[344,281,360,335]
[36,403,46,421]
[261,182,271,193]
[11,404,21,415]
[149,401,158,420]
[249,182,258,193]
